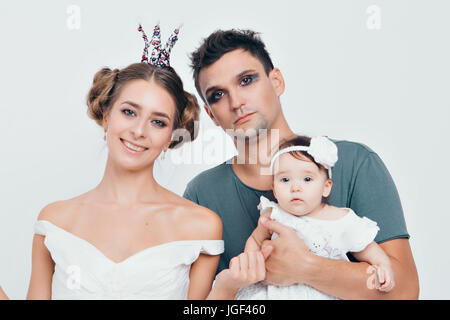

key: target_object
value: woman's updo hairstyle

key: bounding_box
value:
[86,62,200,149]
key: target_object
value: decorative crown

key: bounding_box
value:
[138,23,180,67]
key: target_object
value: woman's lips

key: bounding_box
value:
[120,138,148,153]
[234,112,256,125]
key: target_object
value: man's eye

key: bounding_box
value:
[207,91,224,104]
[152,119,167,127]
[281,178,289,183]
[304,177,312,182]
[240,75,258,86]
[122,109,136,117]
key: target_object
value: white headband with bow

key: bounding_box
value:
[270,136,338,178]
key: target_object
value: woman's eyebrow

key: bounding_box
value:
[121,101,171,120]
[121,100,141,109]
[151,111,171,120]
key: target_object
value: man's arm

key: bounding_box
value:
[261,219,419,299]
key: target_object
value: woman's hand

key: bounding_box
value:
[0,286,9,300]
[210,248,273,299]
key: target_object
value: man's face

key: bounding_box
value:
[198,49,284,139]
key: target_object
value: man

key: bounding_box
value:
[183,29,419,299]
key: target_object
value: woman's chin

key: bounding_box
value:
[109,154,155,172]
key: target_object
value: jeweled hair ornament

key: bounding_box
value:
[138,23,180,67]
[270,136,338,178]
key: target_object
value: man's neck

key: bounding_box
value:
[231,114,295,190]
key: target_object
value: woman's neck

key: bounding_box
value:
[94,157,160,206]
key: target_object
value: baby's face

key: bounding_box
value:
[272,153,332,217]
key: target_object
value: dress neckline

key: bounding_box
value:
[37,220,223,265]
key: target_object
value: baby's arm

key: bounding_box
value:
[352,242,395,292]
[244,209,273,252]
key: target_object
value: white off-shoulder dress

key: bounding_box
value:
[235,196,380,300]
[34,220,224,300]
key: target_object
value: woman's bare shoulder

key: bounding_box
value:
[37,193,90,227]
[168,194,222,240]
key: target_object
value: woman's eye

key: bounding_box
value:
[152,120,167,127]
[207,91,225,104]
[304,177,312,182]
[122,109,136,117]
[281,177,289,183]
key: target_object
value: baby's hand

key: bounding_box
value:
[372,264,395,292]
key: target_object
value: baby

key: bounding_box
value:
[236,135,395,299]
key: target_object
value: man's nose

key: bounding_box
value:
[229,89,245,111]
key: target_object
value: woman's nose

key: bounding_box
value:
[131,119,147,138]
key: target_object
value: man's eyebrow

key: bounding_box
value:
[120,101,171,120]
[204,69,259,97]
[236,69,258,79]
[205,86,219,98]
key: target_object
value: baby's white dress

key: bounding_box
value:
[235,196,380,300]
[34,220,224,299]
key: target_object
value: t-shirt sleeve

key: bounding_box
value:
[183,181,199,204]
[349,152,410,244]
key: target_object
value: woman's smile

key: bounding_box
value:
[120,138,148,153]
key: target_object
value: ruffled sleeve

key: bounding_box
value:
[257,196,278,215]
[339,210,380,253]
[34,220,49,236]
[199,240,224,256]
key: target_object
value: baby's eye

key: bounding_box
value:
[281,177,289,183]
[122,109,136,117]
[304,177,312,182]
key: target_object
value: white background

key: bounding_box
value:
[0,0,449,299]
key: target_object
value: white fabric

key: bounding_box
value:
[34,220,224,300]
[270,136,338,178]
[236,196,379,300]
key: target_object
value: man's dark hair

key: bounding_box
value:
[190,29,274,102]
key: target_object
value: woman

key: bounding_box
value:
[0,286,8,300]
[25,25,269,300]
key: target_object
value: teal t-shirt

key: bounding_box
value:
[183,139,410,273]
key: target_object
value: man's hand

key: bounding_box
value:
[260,217,314,286]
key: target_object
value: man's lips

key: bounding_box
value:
[234,112,256,125]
